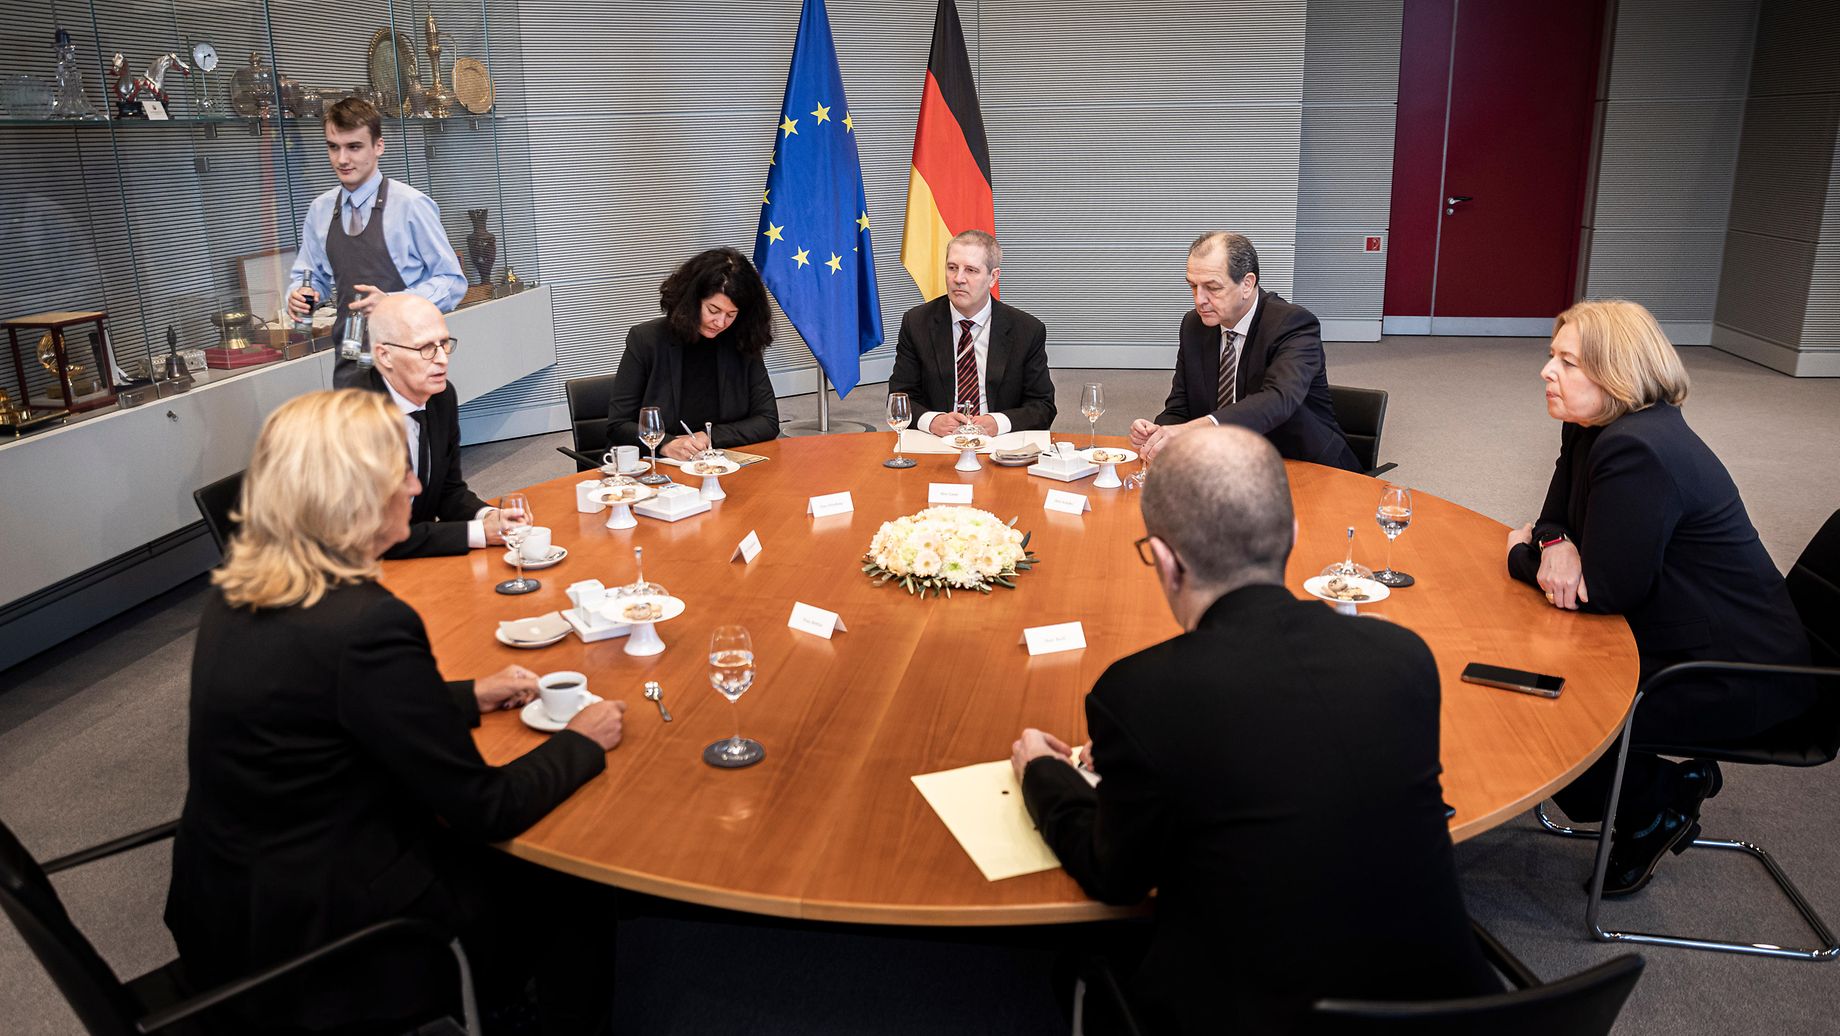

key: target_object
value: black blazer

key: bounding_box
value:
[887,296,1056,431]
[165,581,605,1029]
[607,317,779,450]
[364,369,489,559]
[1509,404,1813,736]
[1023,585,1497,1035]
[1155,292,1359,471]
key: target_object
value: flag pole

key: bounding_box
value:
[780,362,875,437]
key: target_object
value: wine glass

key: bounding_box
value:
[885,392,916,468]
[1081,383,1105,449]
[493,493,539,594]
[704,625,764,768]
[1320,525,1375,579]
[1373,485,1416,587]
[637,406,668,485]
[955,398,979,437]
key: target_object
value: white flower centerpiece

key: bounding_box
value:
[862,506,1039,598]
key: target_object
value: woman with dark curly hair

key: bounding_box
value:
[607,247,780,457]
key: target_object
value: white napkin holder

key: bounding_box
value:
[563,580,631,642]
[1029,443,1098,482]
[632,482,712,523]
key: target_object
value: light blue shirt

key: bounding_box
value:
[289,171,466,311]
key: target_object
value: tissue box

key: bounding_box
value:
[633,483,711,522]
[1028,456,1099,482]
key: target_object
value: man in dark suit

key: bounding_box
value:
[365,294,510,559]
[1013,427,1497,1034]
[888,230,1056,436]
[1130,232,1360,471]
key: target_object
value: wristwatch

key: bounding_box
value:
[1538,533,1571,551]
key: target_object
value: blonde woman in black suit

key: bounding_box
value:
[1508,299,1813,896]
[166,389,626,1033]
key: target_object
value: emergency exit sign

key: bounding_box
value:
[1364,235,1384,253]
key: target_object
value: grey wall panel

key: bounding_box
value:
[1746,0,1840,97]
[1715,229,1815,343]
[1584,0,1756,324]
[1725,92,1840,240]
[1293,0,1398,328]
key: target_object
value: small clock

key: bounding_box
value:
[191,42,219,73]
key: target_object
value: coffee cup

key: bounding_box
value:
[519,526,553,562]
[538,671,591,723]
[576,480,606,514]
[615,445,641,471]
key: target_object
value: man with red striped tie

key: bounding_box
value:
[888,230,1056,438]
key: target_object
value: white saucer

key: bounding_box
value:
[503,546,567,570]
[595,594,686,626]
[589,483,658,507]
[601,464,653,477]
[1303,574,1390,607]
[495,625,569,649]
[1080,447,1139,465]
[946,434,991,451]
[684,458,741,477]
[520,693,604,733]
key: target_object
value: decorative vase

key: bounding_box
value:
[466,209,496,286]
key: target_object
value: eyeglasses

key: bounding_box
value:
[378,337,459,361]
[1134,535,1185,574]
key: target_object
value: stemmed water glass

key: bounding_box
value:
[885,392,916,468]
[1373,485,1416,587]
[637,406,669,485]
[1081,383,1105,449]
[704,625,764,768]
[493,493,538,595]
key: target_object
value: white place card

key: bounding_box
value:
[807,491,854,517]
[1020,621,1087,656]
[788,601,848,639]
[732,530,762,564]
[1042,489,1090,515]
[928,483,973,504]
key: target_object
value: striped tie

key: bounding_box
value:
[1217,329,1239,410]
[954,319,979,412]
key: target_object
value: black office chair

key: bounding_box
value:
[1077,922,1642,1035]
[1327,385,1396,477]
[555,374,620,471]
[1535,507,1840,961]
[0,815,476,1035]
[191,471,244,554]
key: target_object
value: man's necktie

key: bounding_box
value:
[954,319,979,413]
[347,200,365,236]
[409,410,431,488]
[1217,329,1240,410]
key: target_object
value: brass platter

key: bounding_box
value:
[366,28,419,114]
[452,57,494,115]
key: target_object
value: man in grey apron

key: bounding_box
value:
[287,97,466,388]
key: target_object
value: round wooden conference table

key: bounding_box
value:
[382,433,1638,926]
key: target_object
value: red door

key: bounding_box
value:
[1385,0,1605,324]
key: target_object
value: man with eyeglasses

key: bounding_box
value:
[363,294,513,559]
[1010,427,1495,1034]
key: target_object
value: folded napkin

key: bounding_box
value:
[498,612,571,644]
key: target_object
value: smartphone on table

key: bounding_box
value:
[1460,662,1564,698]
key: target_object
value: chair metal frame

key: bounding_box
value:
[1534,659,1840,962]
[10,819,482,1034]
[1326,384,1397,478]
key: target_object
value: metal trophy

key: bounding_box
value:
[190,42,218,115]
[229,51,276,118]
[51,29,100,119]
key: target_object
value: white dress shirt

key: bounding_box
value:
[919,298,1014,436]
[1207,296,1260,425]
[380,376,491,549]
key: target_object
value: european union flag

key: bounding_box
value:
[754,0,883,397]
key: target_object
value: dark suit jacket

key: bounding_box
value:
[607,317,779,450]
[1155,292,1359,471]
[887,296,1056,431]
[165,581,604,1029]
[1509,404,1813,738]
[1023,585,1497,1035]
[363,369,488,560]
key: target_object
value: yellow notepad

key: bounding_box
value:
[911,760,1063,882]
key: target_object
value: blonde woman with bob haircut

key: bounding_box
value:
[168,389,627,1033]
[1506,299,1813,899]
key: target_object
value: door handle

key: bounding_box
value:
[1447,195,1473,205]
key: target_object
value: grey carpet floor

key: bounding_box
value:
[2,337,1836,1033]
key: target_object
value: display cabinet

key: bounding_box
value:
[0,0,541,438]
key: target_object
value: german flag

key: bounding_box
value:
[900,0,995,301]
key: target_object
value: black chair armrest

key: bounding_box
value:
[136,917,457,1033]
[1470,919,1540,990]
[555,446,602,472]
[42,821,178,875]
[1368,461,1398,478]
[1641,659,1840,700]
